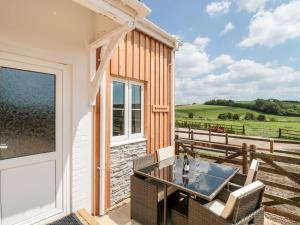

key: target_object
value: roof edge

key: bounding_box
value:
[120,0,151,18]
[136,18,180,49]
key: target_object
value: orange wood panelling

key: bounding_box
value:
[139,33,145,81]
[163,46,168,147]
[109,29,173,154]
[155,42,160,151]
[145,36,151,153]
[150,39,156,154]
[119,37,126,77]
[133,30,140,80]
[159,43,164,148]
[126,32,133,78]
[110,47,119,75]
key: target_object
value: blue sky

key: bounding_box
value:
[143,0,300,104]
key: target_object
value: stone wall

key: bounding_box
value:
[110,140,147,206]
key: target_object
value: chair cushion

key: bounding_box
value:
[157,146,174,162]
[221,180,264,220]
[244,159,259,186]
[205,200,225,216]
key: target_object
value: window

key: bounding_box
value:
[112,79,144,142]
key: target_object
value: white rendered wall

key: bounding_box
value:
[0,0,118,213]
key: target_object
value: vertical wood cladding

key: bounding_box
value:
[109,29,173,154]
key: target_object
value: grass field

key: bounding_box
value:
[176,104,300,138]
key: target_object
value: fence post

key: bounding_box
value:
[242,143,248,174]
[209,125,212,142]
[188,126,191,139]
[225,133,229,145]
[175,134,179,155]
[270,139,274,153]
[279,128,282,138]
[249,144,257,163]
[242,125,245,135]
[191,130,194,152]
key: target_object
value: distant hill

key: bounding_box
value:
[203,99,300,117]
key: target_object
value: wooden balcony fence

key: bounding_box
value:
[174,135,300,223]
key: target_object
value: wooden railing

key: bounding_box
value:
[174,136,300,222]
[279,128,300,140]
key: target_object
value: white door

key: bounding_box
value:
[0,55,66,225]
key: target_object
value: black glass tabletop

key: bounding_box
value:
[135,156,239,200]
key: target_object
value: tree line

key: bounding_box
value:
[204,99,300,117]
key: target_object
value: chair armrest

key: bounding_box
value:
[189,198,231,225]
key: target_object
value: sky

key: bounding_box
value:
[143,0,300,104]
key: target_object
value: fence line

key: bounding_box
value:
[279,128,300,140]
[175,128,300,156]
[175,120,245,135]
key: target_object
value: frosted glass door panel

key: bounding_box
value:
[0,67,56,160]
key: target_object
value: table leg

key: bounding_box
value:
[164,184,167,225]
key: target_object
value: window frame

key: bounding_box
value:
[111,78,144,143]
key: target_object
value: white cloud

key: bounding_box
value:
[193,37,211,51]
[176,39,300,104]
[206,1,231,16]
[176,59,300,104]
[237,0,268,12]
[238,0,300,47]
[176,37,234,78]
[221,22,235,35]
[211,54,235,65]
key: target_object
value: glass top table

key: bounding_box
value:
[134,156,239,201]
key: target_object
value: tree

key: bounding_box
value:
[233,114,240,120]
[245,112,255,120]
[188,112,194,119]
[218,113,228,120]
[257,114,266,121]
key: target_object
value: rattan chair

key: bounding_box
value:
[188,181,265,225]
[131,154,178,225]
[171,197,188,225]
[228,159,259,191]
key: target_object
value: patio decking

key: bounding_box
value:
[94,199,282,225]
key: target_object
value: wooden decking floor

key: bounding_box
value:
[95,200,284,225]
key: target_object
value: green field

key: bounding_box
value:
[176,104,300,138]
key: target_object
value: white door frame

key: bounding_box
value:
[0,51,72,225]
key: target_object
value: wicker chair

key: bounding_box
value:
[188,181,265,225]
[228,159,259,191]
[171,197,189,225]
[131,154,178,225]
